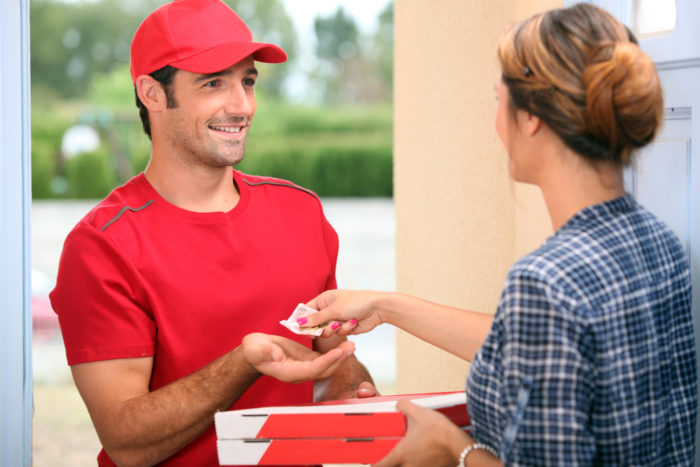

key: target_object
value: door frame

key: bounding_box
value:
[0,0,33,465]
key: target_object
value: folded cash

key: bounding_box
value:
[280,303,328,336]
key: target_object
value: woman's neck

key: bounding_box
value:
[538,148,625,231]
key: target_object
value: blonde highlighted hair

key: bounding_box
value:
[497,3,663,165]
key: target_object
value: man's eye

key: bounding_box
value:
[243,78,256,86]
[205,79,220,88]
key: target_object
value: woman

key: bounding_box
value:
[301,4,697,466]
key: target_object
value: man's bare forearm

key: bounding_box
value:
[94,347,259,466]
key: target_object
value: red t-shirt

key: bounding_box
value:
[50,170,339,466]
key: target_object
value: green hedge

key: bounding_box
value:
[31,102,393,198]
[63,148,118,198]
[31,111,70,199]
[241,103,393,196]
[239,142,392,197]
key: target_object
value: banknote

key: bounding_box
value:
[280,303,328,336]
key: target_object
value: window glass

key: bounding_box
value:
[31,2,396,463]
[631,0,676,38]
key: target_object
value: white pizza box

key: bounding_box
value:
[215,391,468,465]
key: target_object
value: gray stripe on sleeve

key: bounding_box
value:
[100,199,154,232]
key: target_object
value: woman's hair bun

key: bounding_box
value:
[582,41,664,164]
[498,4,665,165]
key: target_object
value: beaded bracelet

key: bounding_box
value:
[457,443,498,467]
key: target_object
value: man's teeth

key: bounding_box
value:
[210,126,242,133]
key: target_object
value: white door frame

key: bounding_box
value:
[0,0,33,465]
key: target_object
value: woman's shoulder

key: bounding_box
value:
[507,196,689,309]
[507,235,580,287]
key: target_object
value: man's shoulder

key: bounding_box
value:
[236,171,319,200]
[76,175,154,234]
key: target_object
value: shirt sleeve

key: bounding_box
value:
[49,223,156,365]
[497,266,597,465]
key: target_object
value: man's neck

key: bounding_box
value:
[144,160,240,213]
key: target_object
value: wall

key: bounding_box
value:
[393,0,560,392]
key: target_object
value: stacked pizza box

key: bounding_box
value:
[215,391,469,465]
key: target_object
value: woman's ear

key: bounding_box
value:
[524,111,543,137]
[135,75,167,112]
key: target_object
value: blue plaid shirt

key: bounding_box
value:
[467,194,697,465]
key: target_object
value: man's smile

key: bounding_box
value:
[209,125,244,134]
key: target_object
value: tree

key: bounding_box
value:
[373,2,394,98]
[314,7,359,63]
[30,0,297,100]
[312,3,393,105]
[228,0,299,98]
[30,0,162,99]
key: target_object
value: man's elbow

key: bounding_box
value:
[97,418,178,467]
[102,441,160,467]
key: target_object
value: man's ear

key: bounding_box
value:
[135,75,167,112]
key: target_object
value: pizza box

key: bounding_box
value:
[215,391,468,465]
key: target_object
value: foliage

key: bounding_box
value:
[31,106,117,199]
[315,7,359,62]
[231,0,299,97]
[374,2,394,94]
[30,0,298,100]
[29,1,394,199]
[31,98,392,199]
[87,63,136,108]
[83,63,153,176]
[63,148,118,198]
[240,144,392,197]
[31,110,68,199]
[31,105,82,198]
[311,4,394,105]
[30,0,159,99]
[242,103,393,196]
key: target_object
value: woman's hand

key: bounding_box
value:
[241,333,355,383]
[373,400,469,467]
[303,289,386,337]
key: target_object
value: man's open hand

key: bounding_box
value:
[241,333,355,383]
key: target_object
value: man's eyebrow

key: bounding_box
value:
[194,67,259,83]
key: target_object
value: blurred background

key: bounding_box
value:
[31,0,394,199]
[30,0,395,465]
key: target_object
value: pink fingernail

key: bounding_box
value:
[331,321,340,330]
[296,317,308,325]
[349,319,358,326]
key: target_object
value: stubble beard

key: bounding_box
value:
[168,115,248,169]
[198,138,247,168]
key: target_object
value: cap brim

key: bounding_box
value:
[169,41,287,74]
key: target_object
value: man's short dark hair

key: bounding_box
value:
[135,65,179,140]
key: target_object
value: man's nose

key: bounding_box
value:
[224,84,253,116]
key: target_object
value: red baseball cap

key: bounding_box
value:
[130,0,287,83]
